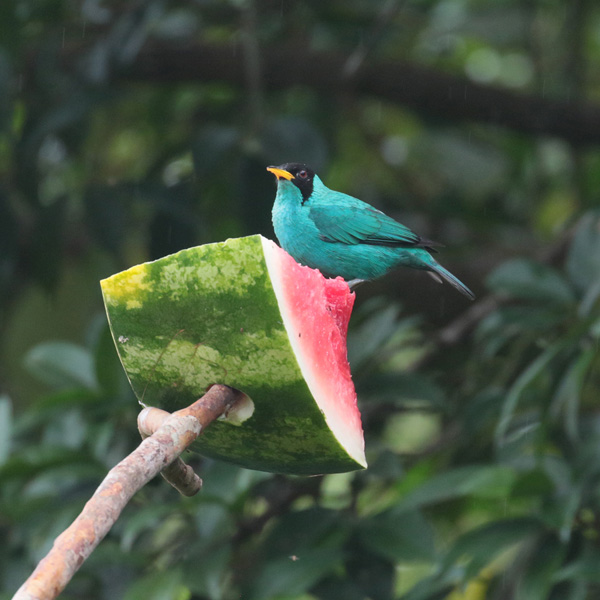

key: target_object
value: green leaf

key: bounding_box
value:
[357,372,445,408]
[120,505,178,552]
[357,507,435,562]
[511,468,554,499]
[397,465,517,512]
[550,348,596,441]
[345,545,396,599]
[556,545,600,584]
[247,547,343,600]
[123,568,188,600]
[15,388,99,435]
[24,341,98,391]
[183,545,232,599]
[200,461,269,505]
[262,507,349,559]
[442,518,542,581]
[566,211,600,294]
[578,276,600,316]
[515,533,566,600]
[313,577,367,600]
[398,572,456,600]
[486,258,574,305]
[476,306,565,355]
[495,340,565,444]
[0,446,102,483]
[348,303,402,369]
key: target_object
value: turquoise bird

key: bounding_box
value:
[267,163,474,299]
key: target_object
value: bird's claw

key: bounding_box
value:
[346,279,366,290]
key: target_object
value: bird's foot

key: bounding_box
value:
[346,279,366,290]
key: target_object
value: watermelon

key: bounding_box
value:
[101,235,366,475]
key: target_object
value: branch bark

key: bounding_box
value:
[107,41,600,145]
[12,384,247,600]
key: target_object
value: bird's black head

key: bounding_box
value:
[266,163,315,204]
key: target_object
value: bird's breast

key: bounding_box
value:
[272,197,313,256]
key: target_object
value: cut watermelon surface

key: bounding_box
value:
[263,239,363,471]
[101,235,366,475]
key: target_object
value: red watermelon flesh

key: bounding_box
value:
[262,238,365,466]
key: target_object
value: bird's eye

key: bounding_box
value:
[298,170,308,179]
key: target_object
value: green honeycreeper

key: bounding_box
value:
[267,163,474,300]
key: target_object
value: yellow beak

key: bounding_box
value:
[266,166,295,181]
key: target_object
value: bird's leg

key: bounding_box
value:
[346,279,366,290]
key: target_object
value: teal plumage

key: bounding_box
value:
[267,163,474,300]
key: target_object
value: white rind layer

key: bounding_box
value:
[261,236,366,468]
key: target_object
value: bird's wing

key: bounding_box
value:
[309,196,428,248]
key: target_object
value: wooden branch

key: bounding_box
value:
[137,406,203,496]
[12,384,247,600]
[108,41,600,145]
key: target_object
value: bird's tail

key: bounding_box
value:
[427,261,475,300]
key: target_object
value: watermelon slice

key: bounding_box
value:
[101,235,366,475]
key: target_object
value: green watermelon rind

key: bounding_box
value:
[101,235,366,475]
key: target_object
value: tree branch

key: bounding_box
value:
[106,41,600,145]
[13,384,247,600]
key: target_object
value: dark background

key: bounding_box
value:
[2,1,600,599]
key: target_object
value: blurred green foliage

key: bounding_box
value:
[2,0,600,599]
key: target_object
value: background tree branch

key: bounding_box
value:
[100,41,600,145]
